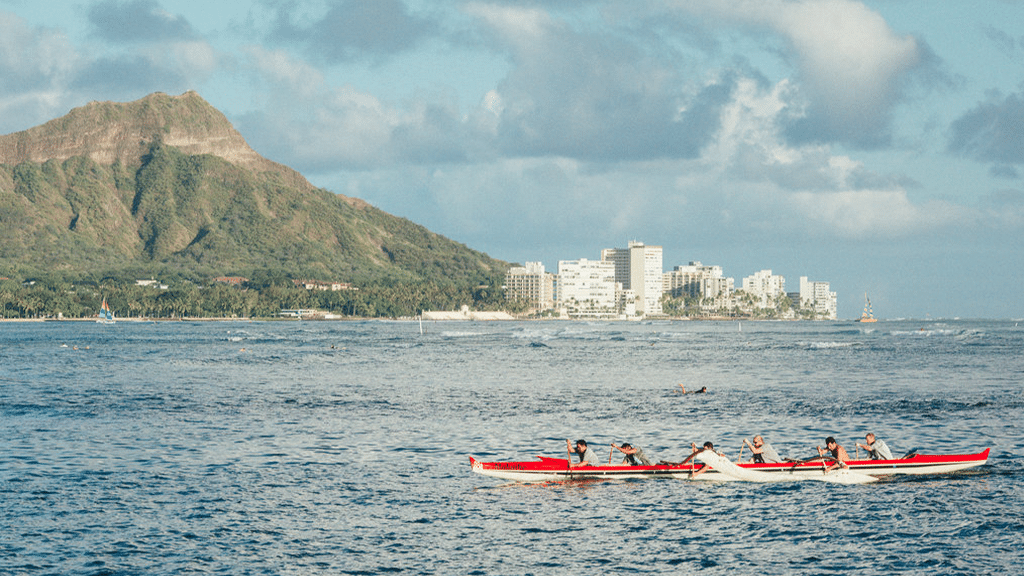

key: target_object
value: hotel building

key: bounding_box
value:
[601,241,664,316]
[504,262,555,312]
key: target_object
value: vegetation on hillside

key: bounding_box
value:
[0,142,507,290]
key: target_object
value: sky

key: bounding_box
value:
[1,0,1022,319]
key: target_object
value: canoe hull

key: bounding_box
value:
[469,449,990,483]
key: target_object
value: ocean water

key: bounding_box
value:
[1,319,1021,575]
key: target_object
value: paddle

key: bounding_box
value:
[566,439,573,477]
[816,446,830,475]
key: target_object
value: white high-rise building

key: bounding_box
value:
[799,276,837,319]
[504,262,555,311]
[742,269,785,307]
[601,241,664,316]
[663,262,732,299]
[556,259,618,318]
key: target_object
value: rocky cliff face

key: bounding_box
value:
[0,91,312,188]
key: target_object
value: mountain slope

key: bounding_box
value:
[0,92,507,285]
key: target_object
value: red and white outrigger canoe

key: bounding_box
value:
[469,448,990,483]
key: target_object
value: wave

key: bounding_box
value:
[797,341,860,350]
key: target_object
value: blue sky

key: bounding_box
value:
[1,0,1022,319]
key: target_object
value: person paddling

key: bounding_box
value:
[612,442,653,466]
[681,441,719,477]
[856,433,893,460]
[744,435,782,463]
[567,439,601,468]
[816,436,850,472]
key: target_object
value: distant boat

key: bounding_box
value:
[857,293,877,323]
[97,297,115,324]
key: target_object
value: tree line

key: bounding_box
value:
[0,275,527,320]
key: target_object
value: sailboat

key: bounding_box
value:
[857,293,877,323]
[97,297,115,324]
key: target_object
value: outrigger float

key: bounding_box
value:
[469,448,990,484]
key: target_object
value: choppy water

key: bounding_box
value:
[1,319,1022,575]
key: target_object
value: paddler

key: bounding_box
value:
[681,441,720,478]
[816,436,851,471]
[567,439,601,468]
[856,433,893,460]
[612,442,653,466]
[743,435,782,463]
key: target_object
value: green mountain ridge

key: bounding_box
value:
[0,92,508,287]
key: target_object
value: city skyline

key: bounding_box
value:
[1,1,1021,319]
[509,239,837,320]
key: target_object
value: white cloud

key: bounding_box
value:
[673,0,926,146]
[463,3,551,46]
[789,189,966,238]
[0,12,78,132]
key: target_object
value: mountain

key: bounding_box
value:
[0,91,507,285]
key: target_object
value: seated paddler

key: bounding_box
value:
[612,442,653,466]
[744,435,783,463]
[856,432,893,460]
[567,438,601,468]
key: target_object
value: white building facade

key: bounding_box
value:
[663,261,733,300]
[556,259,619,318]
[601,241,664,316]
[504,262,555,311]
[798,276,838,319]
[742,269,786,308]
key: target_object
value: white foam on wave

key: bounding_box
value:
[799,341,858,349]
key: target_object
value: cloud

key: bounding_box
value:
[0,12,78,133]
[789,189,966,238]
[68,38,218,101]
[467,3,728,161]
[268,0,436,63]
[948,90,1024,165]
[88,0,199,43]
[236,46,476,170]
[672,0,936,149]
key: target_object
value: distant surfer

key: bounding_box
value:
[678,384,707,394]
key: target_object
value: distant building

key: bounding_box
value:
[504,262,555,311]
[136,279,168,289]
[798,276,837,319]
[601,241,664,316]
[293,280,355,291]
[742,270,786,308]
[556,259,619,318]
[279,308,321,318]
[663,262,733,300]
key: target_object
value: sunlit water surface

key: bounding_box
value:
[1,319,1022,575]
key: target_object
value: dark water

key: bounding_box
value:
[1,319,1022,575]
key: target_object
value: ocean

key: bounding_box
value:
[1,319,1021,575]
